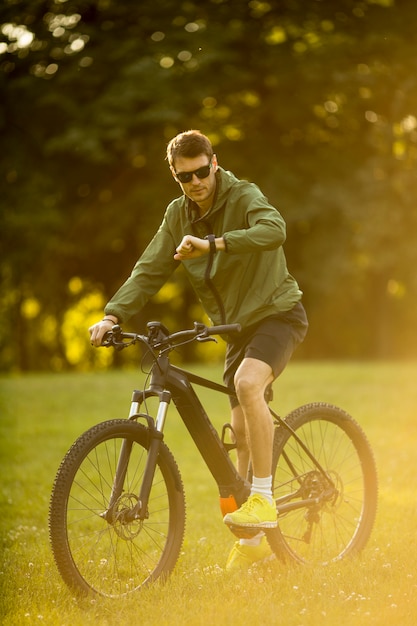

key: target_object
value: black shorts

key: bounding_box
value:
[223,301,308,406]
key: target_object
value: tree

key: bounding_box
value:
[1,0,416,369]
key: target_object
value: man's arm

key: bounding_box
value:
[89,213,179,347]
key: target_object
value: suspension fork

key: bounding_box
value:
[134,390,171,520]
[104,389,171,523]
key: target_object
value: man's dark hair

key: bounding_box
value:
[166,130,213,168]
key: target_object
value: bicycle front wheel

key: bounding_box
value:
[267,403,377,565]
[49,419,185,597]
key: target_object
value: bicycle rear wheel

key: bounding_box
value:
[267,403,377,565]
[49,419,185,597]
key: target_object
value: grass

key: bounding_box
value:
[1,360,417,625]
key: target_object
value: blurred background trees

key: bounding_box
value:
[1,0,416,371]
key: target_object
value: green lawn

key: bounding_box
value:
[1,360,417,625]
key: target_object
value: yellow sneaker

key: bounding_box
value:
[223,494,277,529]
[226,536,273,571]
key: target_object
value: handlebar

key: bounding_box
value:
[101,321,241,352]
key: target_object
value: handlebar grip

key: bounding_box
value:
[206,324,241,336]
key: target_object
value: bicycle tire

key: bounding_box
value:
[267,402,377,565]
[49,419,185,597]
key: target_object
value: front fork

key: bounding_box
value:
[104,390,171,524]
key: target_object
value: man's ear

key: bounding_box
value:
[212,154,218,171]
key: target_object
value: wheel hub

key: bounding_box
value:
[301,470,341,508]
[112,493,143,539]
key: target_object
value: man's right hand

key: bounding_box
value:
[89,318,118,347]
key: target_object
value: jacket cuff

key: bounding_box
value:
[104,308,123,324]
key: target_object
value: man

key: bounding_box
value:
[89,130,308,570]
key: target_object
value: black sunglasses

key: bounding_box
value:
[175,162,212,183]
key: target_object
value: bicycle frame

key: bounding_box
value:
[106,353,251,523]
[104,325,336,525]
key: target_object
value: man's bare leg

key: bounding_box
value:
[233,357,274,479]
[224,357,277,545]
[231,404,250,479]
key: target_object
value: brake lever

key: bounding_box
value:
[101,325,129,351]
[196,335,217,344]
[101,331,113,348]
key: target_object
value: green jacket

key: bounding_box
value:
[105,168,302,329]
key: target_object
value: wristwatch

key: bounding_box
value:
[205,233,216,254]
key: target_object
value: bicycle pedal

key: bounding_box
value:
[227,524,261,540]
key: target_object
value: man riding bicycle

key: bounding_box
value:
[89,130,308,570]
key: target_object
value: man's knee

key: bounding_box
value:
[234,358,274,406]
[234,371,256,404]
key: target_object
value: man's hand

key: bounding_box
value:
[89,319,116,347]
[174,235,209,260]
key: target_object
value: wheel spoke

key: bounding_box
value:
[49,420,185,597]
[269,404,377,565]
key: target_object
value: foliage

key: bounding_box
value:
[1,0,416,369]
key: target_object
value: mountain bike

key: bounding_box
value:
[49,321,378,598]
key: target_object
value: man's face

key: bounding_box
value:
[171,154,217,210]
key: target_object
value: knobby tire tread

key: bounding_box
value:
[267,402,378,565]
[49,419,186,597]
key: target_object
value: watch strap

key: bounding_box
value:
[205,233,216,254]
